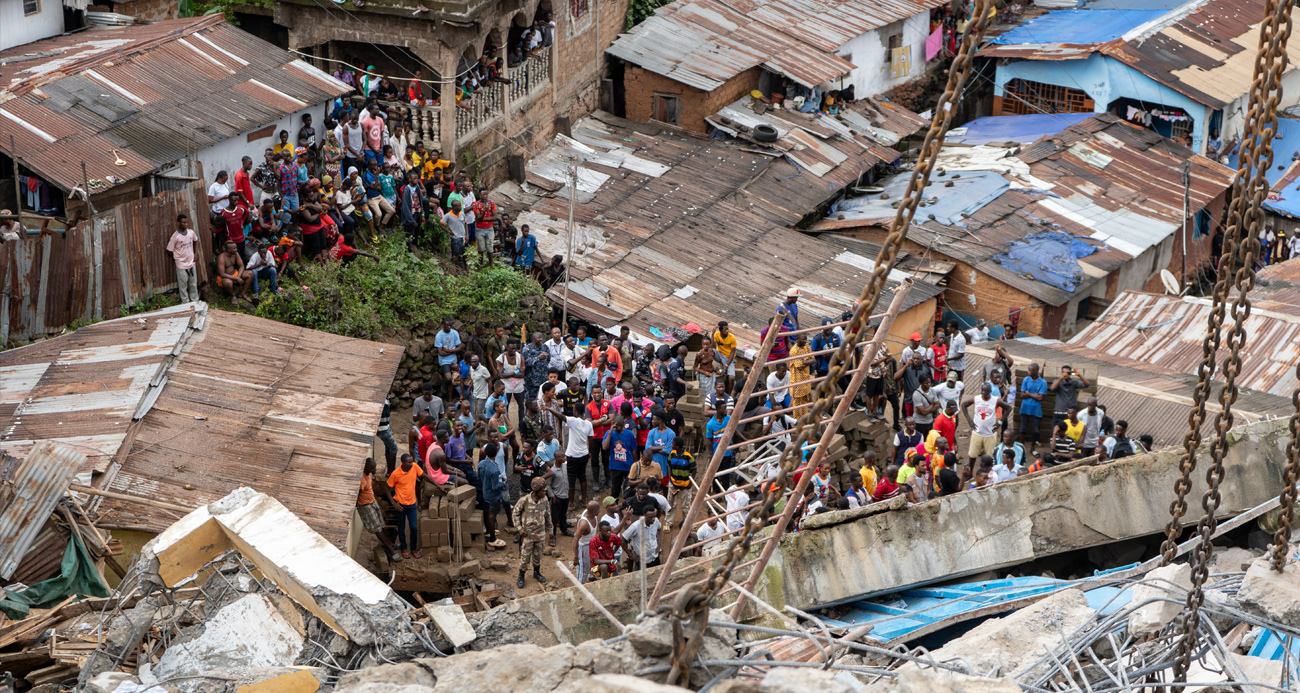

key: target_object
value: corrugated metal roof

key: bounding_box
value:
[1253,259,1300,319]
[608,0,948,91]
[811,114,1234,305]
[0,441,85,580]
[982,0,1300,110]
[0,304,401,547]
[505,113,941,349]
[0,17,350,193]
[1067,290,1300,399]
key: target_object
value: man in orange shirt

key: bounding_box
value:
[358,458,398,561]
[587,333,623,384]
[385,454,424,558]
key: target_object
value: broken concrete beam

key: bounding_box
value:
[148,593,306,686]
[560,674,694,693]
[1238,555,1300,627]
[1185,652,1284,692]
[902,588,1096,681]
[1127,562,1192,637]
[425,603,476,648]
[893,668,1021,693]
[138,487,412,645]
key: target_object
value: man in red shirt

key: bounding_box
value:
[234,156,255,209]
[328,232,378,264]
[588,520,622,580]
[934,400,958,450]
[586,388,613,491]
[471,196,498,266]
[218,193,250,259]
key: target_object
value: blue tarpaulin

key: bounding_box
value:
[990,9,1168,46]
[947,113,1095,146]
[993,231,1098,293]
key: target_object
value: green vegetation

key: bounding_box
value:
[626,0,670,29]
[254,234,543,339]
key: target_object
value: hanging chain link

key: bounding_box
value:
[663,0,996,685]
[1270,363,1300,572]
[1156,0,1286,565]
[1171,0,1293,681]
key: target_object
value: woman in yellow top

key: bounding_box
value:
[787,332,814,413]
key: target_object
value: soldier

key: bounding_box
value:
[513,476,553,588]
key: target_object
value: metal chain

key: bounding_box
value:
[1173,0,1293,681]
[1156,0,1283,564]
[663,0,997,685]
[1270,363,1300,572]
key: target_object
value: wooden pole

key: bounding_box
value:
[728,278,915,621]
[10,135,23,222]
[70,484,196,515]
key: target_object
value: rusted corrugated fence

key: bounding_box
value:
[0,181,212,345]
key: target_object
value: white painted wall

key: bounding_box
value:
[0,0,65,52]
[197,100,333,191]
[832,12,931,98]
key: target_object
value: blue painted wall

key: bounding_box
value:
[993,53,1209,152]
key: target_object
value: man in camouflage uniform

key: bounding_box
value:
[513,476,553,588]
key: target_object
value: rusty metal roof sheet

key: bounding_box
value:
[608,0,947,91]
[0,441,85,580]
[1067,290,1300,399]
[1252,259,1300,319]
[811,114,1235,306]
[0,304,401,547]
[508,113,940,349]
[0,17,349,193]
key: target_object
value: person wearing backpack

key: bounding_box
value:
[666,437,695,529]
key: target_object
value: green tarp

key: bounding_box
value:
[0,533,110,620]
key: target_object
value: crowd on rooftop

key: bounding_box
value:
[349,290,1156,589]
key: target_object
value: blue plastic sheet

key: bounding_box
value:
[990,9,1168,46]
[994,231,1097,293]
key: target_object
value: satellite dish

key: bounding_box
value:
[1160,269,1182,296]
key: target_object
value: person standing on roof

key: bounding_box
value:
[166,214,199,304]
[783,288,801,331]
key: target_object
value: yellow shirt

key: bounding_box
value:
[1063,418,1085,444]
[413,153,451,181]
[713,330,738,359]
[859,464,878,492]
[896,464,918,485]
[273,142,294,158]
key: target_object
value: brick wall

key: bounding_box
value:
[623,65,761,133]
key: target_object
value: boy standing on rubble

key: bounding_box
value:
[513,477,553,588]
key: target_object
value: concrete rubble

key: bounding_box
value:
[15,484,1300,693]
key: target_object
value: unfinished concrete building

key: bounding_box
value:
[274,0,627,178]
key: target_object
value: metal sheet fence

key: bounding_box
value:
[0,180,211,345]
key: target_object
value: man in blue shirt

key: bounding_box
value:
[434,318,462,402]
[1019,362,1048,451]
[478,441,508,548]
[644,413,675,472]
[603,416,638,500]
[809,318,841,378]
[515,224,539,273]
[704,407,736,483]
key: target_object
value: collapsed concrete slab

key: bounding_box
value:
[1127,563,1192,637]
[138,487,411,645]
[900,589,1096,680]
[147,593,306,683]
[1238,555,1300,627]
[770,418,1291,614]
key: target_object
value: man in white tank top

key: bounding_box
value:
[572,500,600,583]
[962,382,1008,467]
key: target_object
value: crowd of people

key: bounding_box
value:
[349,291,1156,591]
[175,33,566,304]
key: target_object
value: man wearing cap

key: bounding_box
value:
[901,332,933,370]
[783,288,801,330]
[966,318,990,344]
[933,370,965,423]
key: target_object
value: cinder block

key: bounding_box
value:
[457,560,481,577]
[447,484,476,504]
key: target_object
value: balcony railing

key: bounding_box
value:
[508,47,551,103]
[409,105,441,147]
[455,82,504,139]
